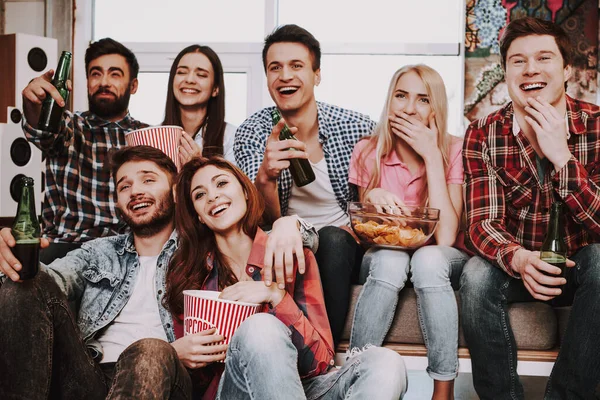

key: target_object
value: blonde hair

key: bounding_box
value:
[356,64,451,205]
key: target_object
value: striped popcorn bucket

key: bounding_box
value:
[183,290,262,345]
[125,125,183,169]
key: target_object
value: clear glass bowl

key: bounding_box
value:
[348,202,440,250]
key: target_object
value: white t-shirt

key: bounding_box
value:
[193,122,237,165]
[286,157,349,230]
[97,255,168,363]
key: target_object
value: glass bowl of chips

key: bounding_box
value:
[349,202,440,250]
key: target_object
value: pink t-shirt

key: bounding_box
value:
[348,136,464,205]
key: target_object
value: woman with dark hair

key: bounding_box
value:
[165,157,407,400]
[162,45,236,166]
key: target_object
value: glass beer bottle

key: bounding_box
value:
[11,177,41,280]
[38,51,72,132]
[540,201,567,289]
[270,109,316,187]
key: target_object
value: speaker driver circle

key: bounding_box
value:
[10,174,27,203]
[11,138,32,167]
[10,109,22,124]
[28,47,48,72]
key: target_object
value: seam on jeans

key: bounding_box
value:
[306,358,361,400]
[349,278,402,347]
[498,278,520,400]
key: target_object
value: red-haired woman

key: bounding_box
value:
[165,157,407,400]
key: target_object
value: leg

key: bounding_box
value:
[410,246,468,385]
[545,244,600,399]
[0,271,107,400]
[459,256,533,400]
[349,248,410,350]
[216,313,306,400]
[107,338,192,400]
[315,226,362,346]
[303,346,407,400]
[39,242,82,264]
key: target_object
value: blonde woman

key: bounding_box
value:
[348,65,467,400]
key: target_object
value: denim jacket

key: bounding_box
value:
[41,230,179,360]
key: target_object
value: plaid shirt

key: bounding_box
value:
[23,111,147,243]
[464,95,600,277]
[235,102,376,216]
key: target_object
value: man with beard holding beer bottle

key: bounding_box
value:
[20,38,147,263]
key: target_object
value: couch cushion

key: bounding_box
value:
[341,285,559,350]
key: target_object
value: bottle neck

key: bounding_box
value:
[13,184,40,240]
[546,202,564,240]
[54,53,72,83]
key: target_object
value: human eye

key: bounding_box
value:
[216,179,228,188]
[269,65,281,72]
[395,92,406,99]
[118,184,130,192]
[419,97,430,104]
[143,178,155,184]
[292,63,303,69]
[194,191,205,200]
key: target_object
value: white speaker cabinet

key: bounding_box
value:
[0,107,42,217]
[0,33,58,124]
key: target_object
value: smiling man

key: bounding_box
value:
[234,24,376,346]
[460,17,600,398]
[21,38,147,263]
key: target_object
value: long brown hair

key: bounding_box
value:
[161,45,226,157]
[165,157,265,318]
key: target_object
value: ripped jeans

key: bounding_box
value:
[349,245,468,381]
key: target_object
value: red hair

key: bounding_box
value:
[164,156,265,318]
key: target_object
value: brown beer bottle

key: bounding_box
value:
[11,176,41,280]
[270,109,315,187]
[38,51,72,132]
[540,201,567,289]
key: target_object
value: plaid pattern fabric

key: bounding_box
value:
[23,111,147,243]
[463,96,600,276]
[201,228,334,381]
[235,102,376,216]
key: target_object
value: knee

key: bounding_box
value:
[410,246,451,288]
[317,226,356,252]
[575,244,600,283]
[122,338,179,368]
[459,257,503,310]
[362,248,409,288]
[358,347,407,393]
[0,271,62,312]
[230,313,290,355]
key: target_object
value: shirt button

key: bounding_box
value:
[158,290,163,295]
[543,207,550,214]
[166,323,171,328]
[248,267,255,273]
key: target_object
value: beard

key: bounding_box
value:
[120,191,175,238]
[88,86,131,120]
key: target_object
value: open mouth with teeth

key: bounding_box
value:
[278,86,299,95]
[210,203,230,217]
[130,201,153,212]
[180,88,200,94]
[520,82,547,91]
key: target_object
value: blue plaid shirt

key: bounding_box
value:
[235,102,376,216]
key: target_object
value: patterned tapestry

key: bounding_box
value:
[464,0,598,123]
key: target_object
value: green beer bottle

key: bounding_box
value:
[270,109,315,187]
[38,51,72,132]
[11,177,41,280]
[540,201,568,289]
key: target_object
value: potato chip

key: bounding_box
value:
[353,219,427,248]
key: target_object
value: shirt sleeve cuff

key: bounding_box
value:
[269,292,303,327]
[552,155,586,198]
[497,243,523,279]
[22,115,52,137]
[291,214,319,253]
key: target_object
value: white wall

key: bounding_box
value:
[4,0,45,36]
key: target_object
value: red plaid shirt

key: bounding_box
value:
[464,95,600,277]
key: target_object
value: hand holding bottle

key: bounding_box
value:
[22,69,72,128]
[0,228,50,282]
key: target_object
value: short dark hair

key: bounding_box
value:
[85,38,140,80]
[110,145,177,186]
[499,17,572,69]
[262,24,321,72]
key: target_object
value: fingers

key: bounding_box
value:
[270,118,286,141]
[273,246,285,289]
[263,241,274,287]
[295,241,305,275]
[43,69,55,81]
[40,237,51,249]
[283,244,294,283]
[66,79,73,91]
[0,240,21,282]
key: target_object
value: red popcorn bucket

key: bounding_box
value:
[183,290,262,345]
[125,125,183,169]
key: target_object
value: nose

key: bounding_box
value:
[280,65,293,81]
[184,71,195,83]
[404,99,417,115]
[100,74,110,87]
[207,191,219,203]
[524,59,540,76]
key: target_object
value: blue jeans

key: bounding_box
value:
[216,313,407,400]
[460,244,600,400]
[350,245,467,381]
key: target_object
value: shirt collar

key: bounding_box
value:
[117,229,178,255]
[85,111,134,128]
[383,150,403,166]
